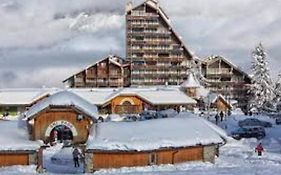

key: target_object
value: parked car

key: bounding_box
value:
[276,117,281,125]
[140,110,157,120]
[231,126,266,140]
[238,118,272,128]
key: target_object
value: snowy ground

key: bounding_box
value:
[43,143,84,174]
[1,111,281,174]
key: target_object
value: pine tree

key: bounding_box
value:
[249,43,274,112]
[273,73,281,107]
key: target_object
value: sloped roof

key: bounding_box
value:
[0,88,58,105]
[80,87,197,106]
[25,90,98,120]
[0,87,197,107]
[86,113,227,151]
[0,120,41,151]
[204,55,251,80]
[62,55,127,83]
[181,73,201,88]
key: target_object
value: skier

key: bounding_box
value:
[72,147,82,167]
[255,143,264,156]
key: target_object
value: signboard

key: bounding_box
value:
[45,120,78,137]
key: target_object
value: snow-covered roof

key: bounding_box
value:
[25,90,98,120]
[0,86,197,107]
[181,73,201,88]
[0,88,58,105]
[74,87,196,106]
[0,120,41,151]
[86,113,227,151]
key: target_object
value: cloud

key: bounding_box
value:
[0,0,281,87]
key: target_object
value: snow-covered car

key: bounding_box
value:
[140,110,157,120]
[123,114,139,122]
[231,126,266,140]
[158,109,178,118]
[238,118,272,128]
[276,118,281,125]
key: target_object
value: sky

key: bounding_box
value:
[0,0,281,88]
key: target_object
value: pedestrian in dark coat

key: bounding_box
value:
[72,147,81,167]
[255,143,264,156]
[215,113,219,124]
[219,111,224,121]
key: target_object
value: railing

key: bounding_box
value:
[207,68,232,75]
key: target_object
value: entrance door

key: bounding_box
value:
[50,125,73,144]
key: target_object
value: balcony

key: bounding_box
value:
[109,73,122,78]
[207,68,232,75]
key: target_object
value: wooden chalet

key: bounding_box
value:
[84,114,227,172]
[25,90,98,144]
[63,55,131,88]
[74,87,197,115]
[200,55,251,110]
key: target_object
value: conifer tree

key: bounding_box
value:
[249,43,274,112]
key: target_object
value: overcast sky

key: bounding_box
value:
[0,0,281,88]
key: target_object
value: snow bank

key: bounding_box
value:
[0,120,41,151]
[25,90,98,120]
[87,114,227,151]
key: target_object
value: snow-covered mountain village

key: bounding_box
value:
[1,0,281,174]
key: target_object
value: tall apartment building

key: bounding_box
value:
[126,0,194,86]
[63,55,131,88]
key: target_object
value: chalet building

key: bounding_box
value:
[63,55,131,88]
[84,113,227,172]
[202,93,232,113]
[126,0,194,86]
[25,90,98,144]
[74,87,197,115]
[200,55,251,110]
[0,87,197,117]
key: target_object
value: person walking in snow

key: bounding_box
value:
[72,147,81,167]
[255,143,264,156]
[215,113,219,124]
[219,111,224,121]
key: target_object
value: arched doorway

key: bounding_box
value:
[50,125,73,143]
[45,120,78,145]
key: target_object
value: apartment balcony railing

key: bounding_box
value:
[207,68,232,75]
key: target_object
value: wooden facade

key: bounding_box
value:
[111,96,143,114]
[0,151,37,167]
[85,144,217,172]
[212,96,232,113]
[100,94,193,114]
[28,107,94,144]
[0,153,28,166]
[63,55,131,88]
[201,56,251,110]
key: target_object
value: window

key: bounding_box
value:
[149,152,157,165]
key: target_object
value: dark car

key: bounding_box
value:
[238,118,272,128]
[231,126,266,140]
